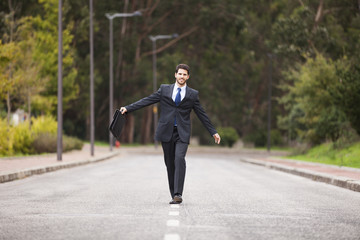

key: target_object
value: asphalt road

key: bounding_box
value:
[0,150,359,240]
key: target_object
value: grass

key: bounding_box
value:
[83,141,155,147]
[254,146,293,151]
[83,141,109,147]
[288,142,360,169]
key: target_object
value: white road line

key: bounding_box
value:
[166,219,180,227]
[169,211,179,216]
[165,205,181,240]
[164,233,181,240]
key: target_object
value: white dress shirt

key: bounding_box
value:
[172,83,186,102]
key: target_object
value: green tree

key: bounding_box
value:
[332,65,360,136]
[0,40,20,123]
[278,54,348,145]
[28,0,78,115]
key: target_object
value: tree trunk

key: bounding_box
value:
[6,92,11,125]
[140,107,153,144]
[114,0,129,86]
[28,89,31,130]
[313,0,324,32]
[121,114,134,143]
[7,0,14,125]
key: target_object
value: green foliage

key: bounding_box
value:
[278,54,349,145]
[0,40,20,100]
[331,65,360,136]
[31,115,57,136]
[290,141,360,169]
[25,1,78,114]
[270,129,284,146]
[0,0,78,116]
[63,135,83,152]
[0,119,34,156]
[244,130,266,147]
[11,121,33,154]
[0,118,13,155]
[2,0,360,147]
[0,115,82,156]
[270,6,314,59]
[244,129,284,147]
[217,127,239,147]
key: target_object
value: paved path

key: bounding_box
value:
[1,145,359,192]
[0,144,120,183]
[0,150,359,240]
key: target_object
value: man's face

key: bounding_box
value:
[175,68,189,87]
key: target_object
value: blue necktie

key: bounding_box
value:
[174,88,181,126]
[175,88,181,106]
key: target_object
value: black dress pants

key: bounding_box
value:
[161,127,188,198]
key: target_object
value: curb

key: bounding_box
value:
[0,152,120,184]
[239,157,360,193]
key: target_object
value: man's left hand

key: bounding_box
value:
[213,133,221,144]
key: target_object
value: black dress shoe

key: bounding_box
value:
[173,194,182,203]
[169,200,180,204]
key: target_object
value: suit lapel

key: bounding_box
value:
[169,84,176,106]
[169,84,175,98]
[179,86,192,106]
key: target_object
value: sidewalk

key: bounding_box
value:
[0,144,120,183]
[240,156,360,192]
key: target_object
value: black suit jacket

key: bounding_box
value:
[125,84,217,143]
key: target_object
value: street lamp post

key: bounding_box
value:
[267,53,275,152]
[57,0,63,161]
[90,0,94,156]
[106,11,141,151]
[149,34,178,148]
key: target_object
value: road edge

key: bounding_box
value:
[0,152,120,184]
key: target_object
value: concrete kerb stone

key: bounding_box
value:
[239,157,360,193]
[0,151,120,184]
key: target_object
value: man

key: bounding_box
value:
[120,64,221,204]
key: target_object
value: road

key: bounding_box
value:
[0,150,359,240]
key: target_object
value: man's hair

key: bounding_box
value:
[175,64,190,75]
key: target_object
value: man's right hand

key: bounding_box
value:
[120,107,127,114]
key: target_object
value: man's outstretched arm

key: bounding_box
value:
[120,87,161,115]
[193,95,221,144]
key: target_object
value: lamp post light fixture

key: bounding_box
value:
[106,11,142,151]
[149,34,178,148]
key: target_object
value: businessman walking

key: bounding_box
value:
[120,64,221,204]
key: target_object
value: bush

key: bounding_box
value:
[244,129,284,147]
[0,119,34,156]
[63,135,83,152]
[244,130,266,147]
[33,133,84,154]
[31,115,57,136]
[217,127,239,147]
[270,129,284,146]
[0,115,83,156]
[0,118,13,156]
[12,121,34,154]
[32,133,57,153]
[28,115,58,154]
